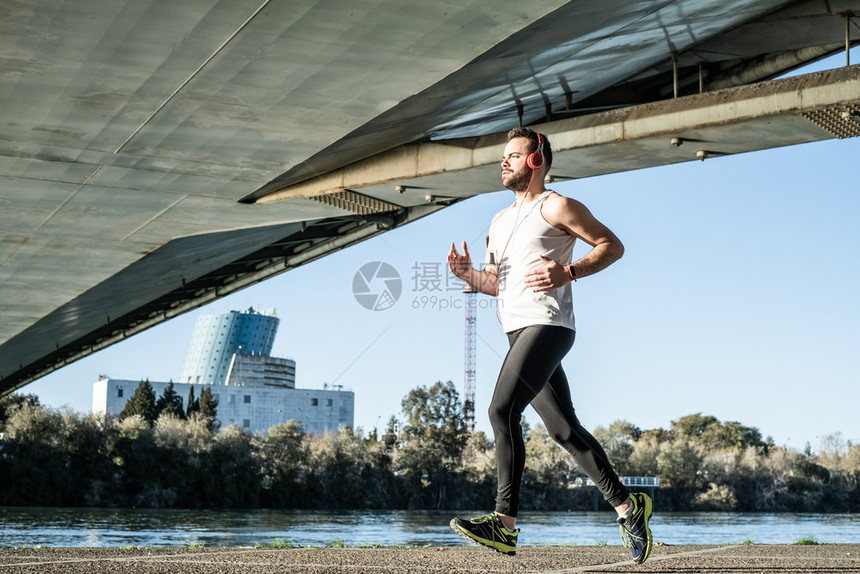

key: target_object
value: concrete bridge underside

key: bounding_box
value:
[1,0,858,395]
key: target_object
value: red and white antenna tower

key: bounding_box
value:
[463,285,476,432]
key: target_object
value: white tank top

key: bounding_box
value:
[490,191,576,333]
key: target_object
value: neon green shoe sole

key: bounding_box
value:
[450,513,518,556]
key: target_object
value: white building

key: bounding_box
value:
[92,377,353,435]
[91,308,353,434]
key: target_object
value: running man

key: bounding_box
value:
[447,127,652,561]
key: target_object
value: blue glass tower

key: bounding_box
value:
[179,308,279,385]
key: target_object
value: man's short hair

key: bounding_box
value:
[507,127,553,170]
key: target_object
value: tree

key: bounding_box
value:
[462,430,495,476]
[671,413,763,451]
[398,381,467,508]
[112,415,158,506]
[629,434,662,476]
[0,404,74,506]
[260,420,306,506]
[593,419,642,475]
[209,424,260,507]
[156,382,185,419]
[671,413,719,442]
[197,386,219,431]
[524,423,577,490]
[0,393,40,432]
[303,427,380,509]
[381,415,400,451]
[639,427,672,443]
[147,413,215,507]
[525,423,570,475]
[712,421,764,451]
[399,381,467,471]
[63,412,120,506]
[657,440,702,488]
[185,386,199,418]
[120,380,157,424]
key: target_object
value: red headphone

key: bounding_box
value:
[527,132,546,170]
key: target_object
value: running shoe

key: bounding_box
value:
[616,492,653,563]
[450,513,518,556]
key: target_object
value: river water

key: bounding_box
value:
[0,507,857,548]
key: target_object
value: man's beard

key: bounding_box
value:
[502,166,532,192]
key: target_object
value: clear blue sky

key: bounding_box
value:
[27,54,860,452]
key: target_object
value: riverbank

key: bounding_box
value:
[1,544,858,573]
[2,507,858,548]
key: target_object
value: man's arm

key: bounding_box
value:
[447,241,498,296]
[524,193,624,292]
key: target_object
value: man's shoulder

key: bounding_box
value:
[543,190,586,213]
[540,191,594,232]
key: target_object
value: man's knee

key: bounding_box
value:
[546,426,571,445]
[487,400,519,430]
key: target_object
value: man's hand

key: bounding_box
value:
[447,241,473,280]
[523,254,570,293]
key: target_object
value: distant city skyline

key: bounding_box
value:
[92,307,352,435]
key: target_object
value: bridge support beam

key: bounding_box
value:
[254,65,860,206]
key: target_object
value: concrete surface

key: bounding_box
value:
[1,544,858,573]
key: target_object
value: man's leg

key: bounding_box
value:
[531,363,653,563]
[451,325,574,554]
[530,364,628,508]
[489,325,576,520]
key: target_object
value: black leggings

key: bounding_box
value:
[489,325,628,517]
